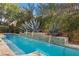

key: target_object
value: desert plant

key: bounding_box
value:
[19,19,40,32]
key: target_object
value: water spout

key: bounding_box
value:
[48,35,52,46]
[32,32,34,38]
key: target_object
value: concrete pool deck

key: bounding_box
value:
[0,38,15,56]
[66,43,79,49]
[22,51,43,56]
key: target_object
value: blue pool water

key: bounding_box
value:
[3,34,79,56]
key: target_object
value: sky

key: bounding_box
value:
[19,3,27,8]
[19,3,41,16]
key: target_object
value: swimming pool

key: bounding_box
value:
[3,34,79,56]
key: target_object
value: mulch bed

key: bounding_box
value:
[69,40,79,45]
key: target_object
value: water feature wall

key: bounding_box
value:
[23,32,68,46]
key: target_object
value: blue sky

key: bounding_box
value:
[19,3,27,8]
[19,3,40,16]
